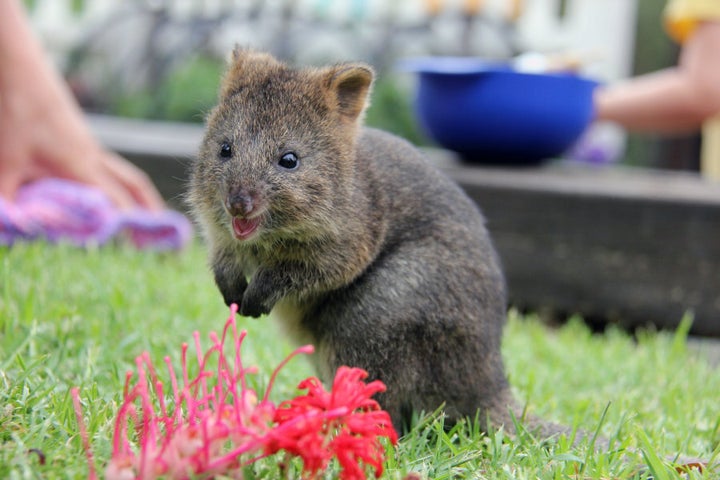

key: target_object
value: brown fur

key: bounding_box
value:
[188,49,572,438]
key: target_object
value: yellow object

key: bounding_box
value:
[664,0,720,180]
[664,0,720,43]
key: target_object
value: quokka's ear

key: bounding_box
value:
[231,44,246,62]
[322,64,374,122]
[220,47,283,99]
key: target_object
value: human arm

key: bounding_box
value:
[594,21,720,134]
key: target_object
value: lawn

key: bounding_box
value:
[1,241,719,479]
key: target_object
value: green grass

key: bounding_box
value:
[1,242,719,479]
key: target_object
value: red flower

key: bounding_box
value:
[271,367,398,480]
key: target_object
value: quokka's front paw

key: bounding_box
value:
[238,268,286,318]
[239,290,272,318]
[214,271,248,309]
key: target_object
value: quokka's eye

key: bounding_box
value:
[219,142,232,159]
[278,152,300,170]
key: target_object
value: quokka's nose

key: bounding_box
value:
[225,190,255,217]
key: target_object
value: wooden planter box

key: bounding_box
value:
[90,115,720,337]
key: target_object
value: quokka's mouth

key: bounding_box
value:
[231,216,261,240]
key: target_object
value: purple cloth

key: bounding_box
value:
[0,179,192,250]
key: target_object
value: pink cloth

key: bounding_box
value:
[0,179,192,250]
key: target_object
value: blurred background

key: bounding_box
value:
[23,0,694,170]
[19,0,720,335]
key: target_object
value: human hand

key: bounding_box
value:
[0,88,165,211]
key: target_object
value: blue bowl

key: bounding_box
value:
[402,57,598,164]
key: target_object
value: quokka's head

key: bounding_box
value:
[188,49,374,245]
